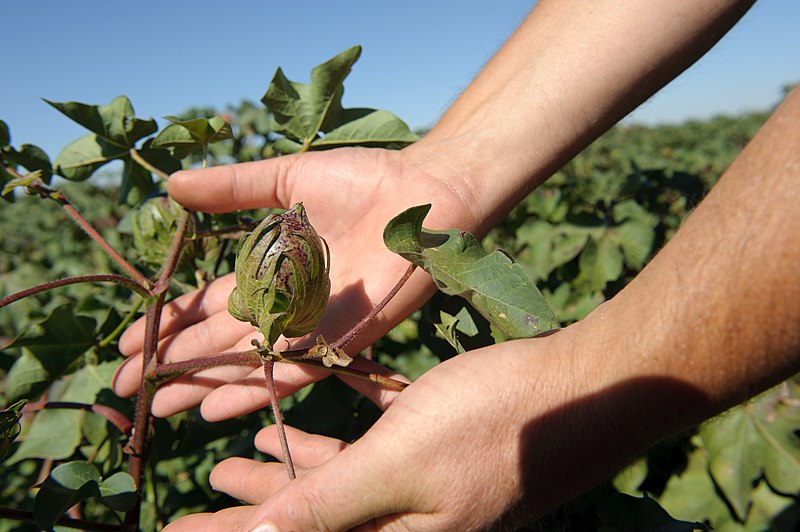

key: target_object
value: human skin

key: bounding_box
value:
[113,0,756,420]
[107,0,800,529]
[162,85,799,531]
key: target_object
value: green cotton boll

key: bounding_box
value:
[228,203,331,346]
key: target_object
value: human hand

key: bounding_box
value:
[112,145,480,420]
[161,330,596,531]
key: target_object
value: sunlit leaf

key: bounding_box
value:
[152,115,233,159]
[45,95,157,148]
[262,46,416,150]
[384,204,558,337]
[263,46,361,142]
[312,109,418,148]
[701,382,800,519]
[54,133,127,181]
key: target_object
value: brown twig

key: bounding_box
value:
[262,356,296,480]
[24,401,133,436]
[0,274,150,309]
[333,264,416,350]
[26,178,151,289]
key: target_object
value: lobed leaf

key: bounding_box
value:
[45,95,157,149]
[384,204,558,338]
[152,115,233,159]
[262,46,417,151]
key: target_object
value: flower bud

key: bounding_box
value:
[228,203,330,346]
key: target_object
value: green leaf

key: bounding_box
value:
[597,492,708,531]
[701,382,800,519]
[45,95,157,148]
[609,220,655,270]
[54,133,127,181]
[34,460,102,531]
[4,306,97,401]
[384,204,558,337]
[0,399,26,463]
[578,235,624,291]
[151,115,233,159]
[657,439,743,529]
[120,155,154,205]
[0,119,9,146]
[98,471,137,512]
[311,109,418,148]
[263,46,362,142]
[1,169,43,197]
[9,408,83,464]
[7,361,121,464]
[2,143,53,184]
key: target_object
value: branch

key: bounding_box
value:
[24,401,133,435]
[333,264,416,350]
[26,178,151,289]
[0,274,150,309]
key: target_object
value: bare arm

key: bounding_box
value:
[408,0,756,233]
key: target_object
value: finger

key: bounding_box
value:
[163,506,255,531]
[333,357,409,411]
[167,157,296,213]
[112,311,257,399]
[242,441,413,532]
[254,425,347,467]
[209,458,291,505]
[118,275,237,357]
[199,361,329,422]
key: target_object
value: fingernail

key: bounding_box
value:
[250,523,279,532]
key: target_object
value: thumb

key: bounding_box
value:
[167,157,296,213]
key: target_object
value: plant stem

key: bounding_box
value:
[332,264,417,350]
[0,274,150,309]
[24,401,133,435]
[27,179,151,289]
[129,148,170,181]
[99,297,144,347]
[153,349,262,384]
[262,357,296,480]
[283,358,408,391]
[153,208,191,295]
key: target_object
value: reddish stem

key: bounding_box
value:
[0,274,149,309]
[333,264,416,350]
[24,401,133,436]
[263,357,296,480]
[27,179,151,289]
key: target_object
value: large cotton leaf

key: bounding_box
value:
[383,204,557,338]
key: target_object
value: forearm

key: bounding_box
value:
[582,87,800,443]
[509,88,799,520]
[406,0,755,234]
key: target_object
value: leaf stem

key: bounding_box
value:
[24,401,133,435]
[0,274,150,309]
[333,263,417,350]
[129,148,170,181]
[99,297,144,347]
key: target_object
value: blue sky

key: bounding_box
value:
[3,1,798,159]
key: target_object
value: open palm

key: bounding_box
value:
[113,146,477,421]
